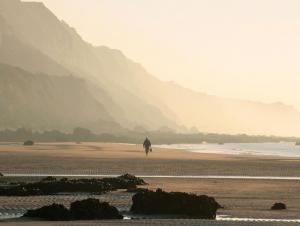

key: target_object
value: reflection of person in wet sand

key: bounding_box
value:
[143,137,152,156]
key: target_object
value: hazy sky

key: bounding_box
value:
[26,0,300,109]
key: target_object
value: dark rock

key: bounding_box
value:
[29,179,112,194]
[23,204,70,221]
[0,172,3,177]
[131,189,221,219]
[0,178,112,196]
[0,175,147,196]
[118,173,147,185]
[23,199,123,221]
[70,199,123,220]
[101,174,147,189]
[127,188,149,193]
[271,202,287,210]
[23,140,34,146]
[41,176,57,182]
[60,177,68,182]
[0,186,43,196]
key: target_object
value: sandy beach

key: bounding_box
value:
[0,142,300,176]
[0,142,300,225]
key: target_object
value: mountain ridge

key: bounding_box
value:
[0,0,300,136]
[0,63,121,132]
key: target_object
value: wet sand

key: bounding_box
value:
[2,219,300,226]
[0,142,300,225]
[0,142,300,176]
[142,178,300,219]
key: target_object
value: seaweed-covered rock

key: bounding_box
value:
[127,188,149,193]
[0,186,43,196]
[70,199,123,220]
[41,176,57,182]
[0,175,147,196]
[23,140,34,146]
[118,174,147,186]
[271,203,287,210]
[131,189,221,219]
[60,177,68,182]
[7,178,112,196]
[102,174,147,189]
[23,204,70,221]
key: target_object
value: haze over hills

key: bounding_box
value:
[0,63,124,132]
[0,0,300,136]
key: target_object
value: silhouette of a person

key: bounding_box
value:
[143,137,152,156]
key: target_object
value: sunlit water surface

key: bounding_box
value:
[156,142,300,157]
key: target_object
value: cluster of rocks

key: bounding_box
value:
[131,189,222,219]
[0,174,146,196]
[21,186,289,222]
[1,171,289,221]
[23,198,123,221]
[23,189,222,221]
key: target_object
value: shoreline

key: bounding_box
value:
[0,142,300,177]
[3,174,300,180]
[155,142,300,158]
[2,141,300,159]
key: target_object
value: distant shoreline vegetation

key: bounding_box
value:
[0,127,299,144]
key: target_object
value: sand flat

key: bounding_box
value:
[0,142,300,176]
[142,178,300,219]
[0,142,300,224]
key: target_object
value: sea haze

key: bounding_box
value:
[156,142,300,158]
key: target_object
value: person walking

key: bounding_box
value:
[143,137,152,156]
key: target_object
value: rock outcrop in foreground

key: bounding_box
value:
[131,189,222,219]
[70,199,123,220]
[24,204,70,221]
[23,199,123,221]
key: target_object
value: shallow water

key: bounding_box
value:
[1,213,299,223]
[4,174,300,180]
[156,142,300,157]
[217,215,300,222]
